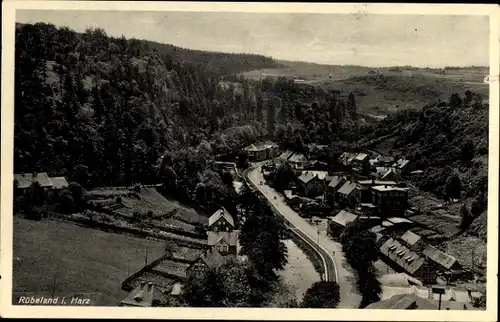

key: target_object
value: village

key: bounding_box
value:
[13,137,486,309]
[243,140,485,310]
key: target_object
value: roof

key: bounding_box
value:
[288,153,307,163]
[378,273,424,287]
[171,247,205,262]
[198,249,226,269]
[380,238,427,275]
[372,185,409,192]
[400,230,422,246]
[370,225,386,233]
[365,294,437,310]
[207,231,239,247]
[14,172,53,189]
[382,169,397,180]
[120,282,156,307]
[422,245,457,270]
[338,181,357,196]
[357,179,398,186]
[150,258,190,279]
[329,210,358,227]
[393,158,410,169]
[208,207,235,228]
[377,155,395,163]
[328,175,346,189]
[279,150,294,160]
[50,176,69,190]
[354,153,369,161]
[387,217,413,224]
[298,171,329,184]
[170,282,183,296]
[243,141,278,152]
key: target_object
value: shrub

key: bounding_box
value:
[301,281,340,308]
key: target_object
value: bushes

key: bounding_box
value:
[301,281,340,308]
[340,224,382,308]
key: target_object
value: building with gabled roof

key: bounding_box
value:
[392,158,413,175]
[14,172,53,193]
[296,171,328,197]
[400,230,426,252]
[120,281,163,307]
[50,176,69,190]
[208,207,235,232]
[243,141,279,161]
[207,230,240,256]
[380,238,437,284]
[327,210,359,239]
[326,175,347,204]
[288,153,309,169]
[422,245,462,274]
[337,181,357,208]
[365,293,437,310]
[186,249,227,278]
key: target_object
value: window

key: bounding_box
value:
[222,245,228,252]
[216,246,220,251]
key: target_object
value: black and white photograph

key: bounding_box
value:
[1,2,498,320]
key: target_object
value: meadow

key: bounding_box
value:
[13,217,167,306]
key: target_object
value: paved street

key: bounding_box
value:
[247,165,361,308]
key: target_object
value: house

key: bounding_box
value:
[326,176,347,204]
[337,181,357,208]
[120,281,159,307]
[186,249,227,278]
[400,230,426,252]
[380,238,437,284]
[422,245,463,277]
[376,155,396,167]
[339,152,356,166]
[208,207,235,232]
[365,294,437,310]
[352,153,370,169]
[207,230,240,256]
[243,141,279,161]
[381,169,398,182]
[296,171,328,197]
[327,210,358,239]
[393,158,413,176]
[49,177,69,190]
[277,150,294,163]
[14,172,53,194]
[288,153,309,169]
[355,179,398,204]
[371,185,409,216]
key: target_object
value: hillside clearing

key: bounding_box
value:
[13,217,167,306]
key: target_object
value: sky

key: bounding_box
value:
[16,10,490,68]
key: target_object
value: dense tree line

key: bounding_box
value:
[15,23,365,191]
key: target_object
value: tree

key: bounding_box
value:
[357,268,382,308]
[445,174,462,200]
[236,151,249,170]
[460,139,476,163]
[345,230,379,271]
[301,281,340,308]
[347,92,358,120]
[459,204,474,230]
[449,93,462,109]
[181,267,225,307]
[239,201,288,279]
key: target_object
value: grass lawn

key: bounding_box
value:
[13,217,168,306]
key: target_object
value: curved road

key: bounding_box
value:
[247,164,361,308]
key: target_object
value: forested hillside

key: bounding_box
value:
[14,23,363,191]
[367,92,489,219]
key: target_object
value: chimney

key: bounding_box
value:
[147,282,153,291]
[140,281,146,290]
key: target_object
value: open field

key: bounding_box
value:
[13,217,167,306]
[242,63,488,116]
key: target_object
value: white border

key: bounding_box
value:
[1,2,499,320]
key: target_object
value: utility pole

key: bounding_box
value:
[51,274,57,298]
